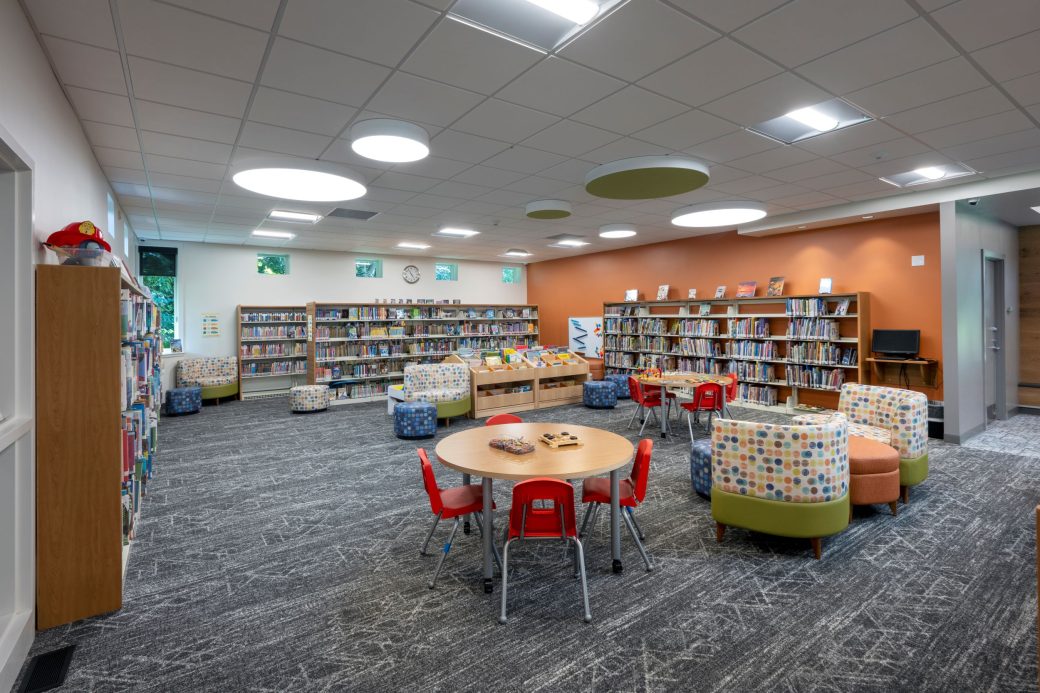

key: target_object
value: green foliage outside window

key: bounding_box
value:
[356,258,382,278]
[502,266,522,284]
[435,262,458,281]
[257,253,290,275]
[142,275,176,348]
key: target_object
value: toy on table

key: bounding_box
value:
[489,436,535,455]
[539,431,583,448]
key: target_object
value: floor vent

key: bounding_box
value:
[18,645,75,693]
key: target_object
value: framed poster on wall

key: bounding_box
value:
[568,317,603,358]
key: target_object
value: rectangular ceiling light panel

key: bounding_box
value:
[747,98,872,145]
[451,0,625,51]
[879,163,977,188]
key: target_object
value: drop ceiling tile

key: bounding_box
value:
[846,57,989,117]
[941,128,1040,162]
[817,179,893,198]
[766,158,850,183]
[82,121,139,151]
[631,110,738,151]
[861,151,956,178]
[1029,104,1040,122]
[104,167,149,184]
[966,144,1040,174]
[917,110,1033,150]
[883,86,1018,133]
[129,57,251,117]
[798,168,875,190]
[25,0,117,49]
[365,76,483,130]
[428,129,510,163]
[639,39,782,109]
[112,181,149,198]
[239,122,332,158]
[94,146,145,169]
[134,100,239,144]
[795,120,905,157]
[279,0,438,67]
[733,0,916,67]
[522,120,619,158]
[148,172,223,194]
[665,0,788,32]
[140,131,232,164]
[403,194,461,211]
[248,87,356,137]
[145,153,228,179]
[560,1,718,82]
[480,146,568,174]
[727,147,817,174]
[401,18,542,95]
[417,180,491,201]
[262,38,391,106]
[972,30,1040,82]
[117,0,267,81]
[796,19,958,94]
[504,176,572,196]
[538,159,597,184]
[830,136,931,168]
[581,138,670,164]
[1004,72,1040,107]
[160,0,280,30]
[932,0,1040,52]
[497,57,625,118]
[451,200,505,215]
[768,190,844,208]
[571,86,688,135]
[318,140,393,174]
[685,130,779,164]
[148,186,219,206]
[712,175,785,194]
[392,156,471,180]
[746,183,813,201]
[65,87,134,127]
[451,166,526,188]
[453,99,559,142]
[390,203,451,219]
[700,72,830,126]
[42,37,126,94]
[372,171,442,193]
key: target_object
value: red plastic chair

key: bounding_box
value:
[418,449,499,588]
[679,382,724,441]
[626,377,668,436]
[579,439,654,571]
[499,477,591,624]
[486,413,522,426]
[723,376,738,417]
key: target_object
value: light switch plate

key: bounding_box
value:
[911,255,925,266]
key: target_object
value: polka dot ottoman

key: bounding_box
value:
[604,373,631,399]
[290,385,330,413]
[690,439,712,500]
[166,386,201,415]
[394,400,437,439]
[583,380,617,409]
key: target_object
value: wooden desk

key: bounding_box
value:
[436,423,635,590]
[637,374,733,437]
[866,357,938,388]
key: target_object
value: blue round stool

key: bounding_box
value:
[394,400,437,439]
[690,439,713,500]
[166,386,202,415]
[604,373,631,399]
[583,380,617,409]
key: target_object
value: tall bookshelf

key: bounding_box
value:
[603,293,869,413]
[306,302,539,405]
[36,265,161,629]
[237,305,308,400]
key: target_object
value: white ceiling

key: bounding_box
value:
[19,0,1040,261]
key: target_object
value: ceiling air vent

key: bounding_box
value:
[328,208,379,221]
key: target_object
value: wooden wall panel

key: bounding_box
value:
[1020,226,1040,408]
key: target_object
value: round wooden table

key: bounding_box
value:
[436,422,635,592]
[636,374,733,437]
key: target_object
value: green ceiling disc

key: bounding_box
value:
[585,156,710,200]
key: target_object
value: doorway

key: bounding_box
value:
[982,252,1007,425]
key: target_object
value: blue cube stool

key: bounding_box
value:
[166,386,201,415]
[604,373,631,399]
[394,400,437,439]
[583,380,617,409]
[690,439,713,500]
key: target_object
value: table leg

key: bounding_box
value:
[462,473,472,534]
[482,477,494,593]
[610,469,623,573]
[660,390,669,438]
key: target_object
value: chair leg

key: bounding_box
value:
[579,502,597,538]
[715,522,726,543]
[810,537,822,560]
[889,500,898,516]
[686,410,694,442]
[572,537,592,623]
[627,507,646,541]
[627,404,641,429]
[498,538,513,624]
[900,485,909,504]
[420,511,443,555]
[429,517,460,589]
[623,509,653,572]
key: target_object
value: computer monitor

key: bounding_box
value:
[871,329,920,359]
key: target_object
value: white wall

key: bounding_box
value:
[149,241,528,357]
[940,201,1020,443]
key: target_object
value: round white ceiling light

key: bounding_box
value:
[232,157,366,202]
[671,201,768,228]
[599,224,637,239]
[350,119,430,163]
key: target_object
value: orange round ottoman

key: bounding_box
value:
[848,436,900,517]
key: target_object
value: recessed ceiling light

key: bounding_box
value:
[434,227,480,238]
[798,225,808,229]
[268,210,322,223]
[502,248,532,257]
[449,0,623,52]
[252,229,296,239]
[862,215,874,220]
[585,156,710,200]
[524,0,599,24]
[550,239,589,248]
[671,201,767,228]
[350,119,429,163]
[748,99,871,144]
[526,199,572,219]
[879,163,975,188]
[914,166,945,180]
[397,241,431,250]
[599,224,636,239]
[232,157,366,202]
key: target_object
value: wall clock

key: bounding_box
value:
[402,265,421,284]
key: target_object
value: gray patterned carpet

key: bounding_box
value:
[17,400,1039,692]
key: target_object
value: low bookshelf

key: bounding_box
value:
[237,305,308,400]
[306,302,539,406]
[603,293,869,413]
[450,348,589,418]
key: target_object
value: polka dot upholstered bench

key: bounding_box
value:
[583,380,617,409]
[166,386,201,415]
[394,400,437,439]
[604,374,631,399]
[689,438,712,499]
[290,385,330,413]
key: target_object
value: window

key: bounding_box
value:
[435,262,458,281]
[502,266,522,284]
[139,246,177,349]
[257,253,289,275]
[106,193,115,254]
[355,258,382,278]
[123,221,130,259]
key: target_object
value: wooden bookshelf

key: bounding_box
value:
[36,265,161,629]
[306,302,539,406]
[603,293,869,413]
[237,305,308,400]
[450,349,590,417]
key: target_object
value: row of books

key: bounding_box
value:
[785,366,845,390]
[330,381,390,400]
[726,340,780,360]
[786,298,852,317]
[787,318,840,340]
[730,361,776,382]
[787,342,856,365]
[120,403,155,546]
[737,384,779,406]
[670,319,720,336]
[315,306,535,320]
[605,335,639,352]
[241,325,306,339]
[315,342,405,359]
[240,343,307,357]
[676,338,723,357]
[604,317,639,334]
[240,310,306,322]
[605,352,637,368]
[637,318,669,334]
[461,321,536,335]
[640,336,671,353]
[604,305,642,316]
[728,318,770,338]
[120,289,159,340]
[677,358,725,374]
[241,361,307,376]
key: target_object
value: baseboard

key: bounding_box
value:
[945,422,987,444]
[1018,406,1040,416]
[0,609,34,692]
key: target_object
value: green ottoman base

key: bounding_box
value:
[899,453,928,503]
[435,396,470,421]
[201,382,239,401]
[712,488,850,559]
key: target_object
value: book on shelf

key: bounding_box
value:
[656,284,670,301]
[736,281,757,298]
[624,289,639,302]
[767,276,785,297]
[687,288,697,299]
[834,298,851,316]
[714,285,726,299]
[698,303,711,316]
[819,277,833,294]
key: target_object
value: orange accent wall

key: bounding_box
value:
[528,212,942,400]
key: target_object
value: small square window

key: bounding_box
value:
[502,266,522,284]
[355,258,382,278]
[257,253,289,275]
[435,262,458,281]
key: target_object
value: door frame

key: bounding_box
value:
[982,250,1008,424]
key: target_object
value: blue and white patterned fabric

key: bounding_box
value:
[166,386,201,415]
[176,357,237,388]
[690,439,712,499]
[583,380,617,409]
[290,385,330,413]
[403,364,469,404]
[604,373,631,399]
[394,400,437,439]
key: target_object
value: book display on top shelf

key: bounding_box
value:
[449,347,589,417]
[714,286,726,298]
[767,276,785,297]
[656,284,670,301]
[602,292,870,414]
[736,281,757,298]
[237,306,309,400]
